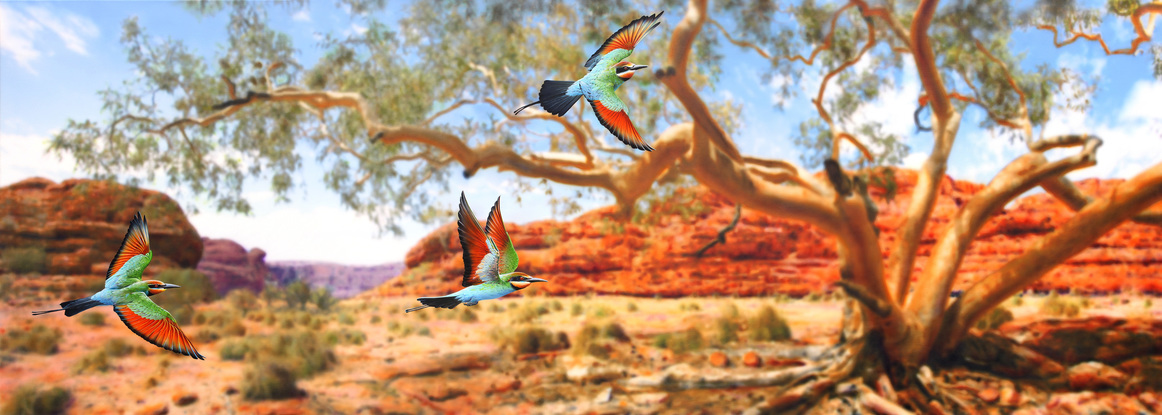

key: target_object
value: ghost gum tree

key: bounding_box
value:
[52,0,1162,410]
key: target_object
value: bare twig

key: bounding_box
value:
[688,204,742,257]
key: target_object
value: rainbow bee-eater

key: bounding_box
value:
[405,192,547,313]
[33,212,204,360]
[514,11,665,151]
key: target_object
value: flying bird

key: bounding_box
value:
[405,192,547,313]
[514,11,665,151]
[33,212,204,360]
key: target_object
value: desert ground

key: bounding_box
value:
[3,273,1161,414]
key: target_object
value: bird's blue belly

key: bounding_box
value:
[454,284,514,303]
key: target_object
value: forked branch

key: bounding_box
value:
[1036,3,1162,56]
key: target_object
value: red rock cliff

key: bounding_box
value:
[375,168,1162,298]
[0,177,203,275]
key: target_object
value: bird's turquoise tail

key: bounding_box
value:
[32,297,102,317]
[514,80,580,116]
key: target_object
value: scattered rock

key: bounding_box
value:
[426,385,467,402]
[566,364,623,384]
[764,357,806,368]
[222,386,238,395]
[709,351,728,368]
[632,392,669,406]
[487,378,521,394]
[594,387,613,404]
[1046,391,1150,413]
[134,403,168,415]
[977,388,999,403]
[1011,317,1162,366]
[742,351,761,368]
[171,392,197,406]
[1066,361,1128,391]
[999,381,1019,406]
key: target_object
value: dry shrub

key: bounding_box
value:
[0,384,71,415]
[0,324,62,355]
[749,305,791,342]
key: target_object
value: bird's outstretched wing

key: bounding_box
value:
[114,294,204,360]
[588,97,654,151]
[106,212,151,281]
[585,11,664,71]
[484,197,519,275]
[458,192,499,286]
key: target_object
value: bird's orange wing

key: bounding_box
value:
[484,197,519,275]
[458,192,492,286]
[588,99,654,151]
[114,303,204,360]
[106,212,151,280]
[584,11,665,70]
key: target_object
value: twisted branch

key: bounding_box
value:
[903,135,1102,363]
[939,160,1162,355]
[1036,3,1162,56]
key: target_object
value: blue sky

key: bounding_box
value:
[2,2,1159,265]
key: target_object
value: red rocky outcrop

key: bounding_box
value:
[376,168,1162,298]
[0,178,202,275]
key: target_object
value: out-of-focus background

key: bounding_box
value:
[2,0,1161,414]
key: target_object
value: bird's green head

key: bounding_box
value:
[144,279,181,296]
[504,272,547,290]
[615,61,648,80]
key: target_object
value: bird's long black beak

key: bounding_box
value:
[162,283,182,289]
[527,278,548,283]
[630,65,648,71]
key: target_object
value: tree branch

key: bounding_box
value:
[654,0,744,163]
[1036,4,1162,56]
[889,0,962,302]
[904,135,1102,362]
[938,160,1162,354]
[687,203,742,257]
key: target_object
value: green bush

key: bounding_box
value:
[223,330,336,377]
[101,337,138,357]
[1040,291,1081,318]
[370,315,382,324]
[652,327,704,353]
[338,312,356,325]
[219,340,249,361]
[572,324,608,359]
[0,384,71,415]
[325,329,367,346]
[570,303,583,317]
[975,306,1014,331]
[2,247,46,274]
[242,361,300,401]
[284,281,311,310]
[311,287,337,311]
[498,326,568,354]
[714,316,740,345]
[79,312,106,327]
[0,324,62,354]
[73,349,111,373]
[151,269,217,312]
[459,309,478,323]
[627,302,639,312]
[749,305,791,342]
[226,289,258,316]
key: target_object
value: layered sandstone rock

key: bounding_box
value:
[378,168,1162,298]
[0,178,202,275]
[196,238,269,294]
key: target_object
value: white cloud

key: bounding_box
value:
[351,23,368,35]
[1120,80,1162,122]
[902,152,927,169]
[292,8,311,22]
[0,5,98,74]
[0,133,80,186]
[0,5,45,73]
[1057,53,1106,78]
[189,204,420,265]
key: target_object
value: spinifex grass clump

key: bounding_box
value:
[0,323,62,355]
[493,325,569,355]
[1040,291,1082,318]
[974,306,1014,330]
[749,305,791,342]
[653,327,704,353]
[573,322,630,359]
[1,247,46,274]
[78,312,105,327]
[242,361,301,401]
[0,384,71,415]
[73,338,141,373]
